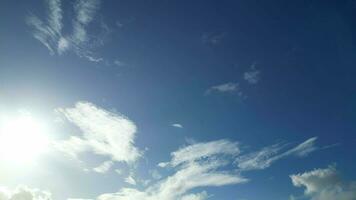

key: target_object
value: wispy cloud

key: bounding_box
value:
[172,123,183,128]
[290,165,356,200]
[124,172,137,185]
[243,63,261,85]
[55,102,142,170]
[202,32,226,46]
[64,136,321,200]
[206,82,242,95]
[181,191,209,200]
[93,161,114,173]
[235,137,319,171]
[27,0,107,62]
[113,60,126,67]
[98,140,247,200]
[159,139,240,168]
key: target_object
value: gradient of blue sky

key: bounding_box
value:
[1,1,356,200]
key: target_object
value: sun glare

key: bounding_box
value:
[0,113,49,163]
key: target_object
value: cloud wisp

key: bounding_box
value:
[172,123,183,128]
[290,165,356,200]
[206,82,242,96]
[27,0,107,62]
[243,63,261,85]
[235,137,319,171]
[95,138,318,200]
[98,140,247,200]
[201,32,226,46]
[55,101,142,171]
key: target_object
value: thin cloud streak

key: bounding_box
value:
[236,137,319,171]
[27,0,106,62]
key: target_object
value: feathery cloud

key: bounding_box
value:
[27,0,106,62]
[97,140,247,200]
[55,102,141,168]
[160,140,240,168]
[236,137,318,171]
[206,82,241,95]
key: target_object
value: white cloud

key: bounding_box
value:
[0,185,52,200]
[93,161,114,173]
[161,140,240,168]
[27,0,107,62]
[55,101,141,165]
[58,37,70,54]
[172,124,183,128]
[236,137,318,171]
[114,60,126,67]
[206,82,240,95]
[290,166,356,200]
[97,140,247,200]
[180,192,208,200]
[149,169,162,180]
[71,0,100,44]
[243,63,260,85]
[125,174,137,186]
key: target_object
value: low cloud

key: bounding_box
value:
[0,185,52,200]
[290,166,356,200]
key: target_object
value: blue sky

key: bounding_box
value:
[1,0,356,200]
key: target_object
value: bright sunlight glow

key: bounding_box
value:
[0,113,49,163]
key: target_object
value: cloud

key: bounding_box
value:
[180,192,208,200]
[160,140,240,168]
[71,0,101,49]
[290,166,356,200]
[55,101,141,166]
[172,124,183,128]
[97,140,247,200]
[113,60,126,67]
[93,161,114,173]
[66,136,321,200]
[206,82,242,95]
[236,137,318,171]
[149,169,162,180]
[124,173,137,185]
[243,63,260,85]
[202,32,226,46]
[27,0,107,62]
[0,185,52,200]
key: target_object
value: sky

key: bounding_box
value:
[1,0,356,200]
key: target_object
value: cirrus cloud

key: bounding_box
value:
[55,101,142,170]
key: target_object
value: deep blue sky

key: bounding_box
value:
[0,1,356,200]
